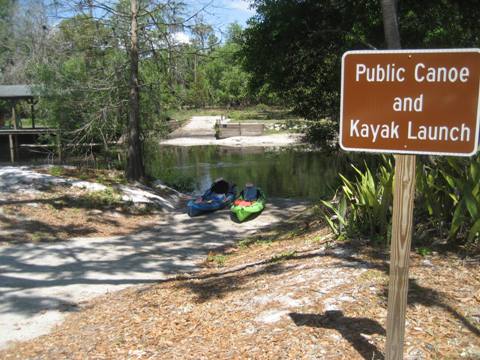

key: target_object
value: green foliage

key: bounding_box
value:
[34,15,128,147]
[322,156,394,242]
[324,155,480,252]
[206,253,227,267]
[243,0,480,145]
[202,23,252,107]
[416,247,432,257]
[416,155,480,247]
[243,0,383,122]
[26,10,260,166]
[82,188,123,209]
[0,0,15,77]
[48,166,65,177]
[302,119,338,148]
[321,195,347,238]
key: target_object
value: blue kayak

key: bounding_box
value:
[187,179,237,217]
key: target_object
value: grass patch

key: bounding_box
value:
[30,231,55,242]
[416,246,433,257]
[206,253,228,267]
[226,105,301,123]
[80,188,124,209]
[303,234,331,247]
[238,210,319,250]
[94,171,127,186]
[238,235,274,249]
[286,228,308,239]
[73,168,126,186]
[43,166,127,186]
[40,187,126,211]
[48,166,65,177]
[170,105,303,124]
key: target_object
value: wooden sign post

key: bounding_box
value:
[340,49,480,359]
[385,154,416,359]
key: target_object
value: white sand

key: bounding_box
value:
[161,133,303,147]
[164,115,303,147]
[0,166,182,211]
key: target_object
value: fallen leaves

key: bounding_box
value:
[0,234,478,359]
[0,186,163,244]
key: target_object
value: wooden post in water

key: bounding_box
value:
[56,130,62,163]
[11,102,19,160]
[30,99,36,129]
[11,102,17,129]
[8,134,14,163]
[385,154,416,359]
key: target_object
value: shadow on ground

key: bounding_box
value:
[174,242,479,356]
[0,197,307,348]
[290,311,385,360]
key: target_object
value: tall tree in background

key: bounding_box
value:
[0,0,15,79]
[28,0,208,181]
[203,23,251,107]
[126,0,144,180]
[0,0,50,84]
[35,13,128,151]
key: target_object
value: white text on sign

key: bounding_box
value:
[355,63,470,83]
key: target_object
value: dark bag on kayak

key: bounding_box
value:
[243,184,259,201]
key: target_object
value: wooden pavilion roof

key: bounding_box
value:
[0,85,35,100]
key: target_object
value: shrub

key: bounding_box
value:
[416,155,480,248]
[322,156,394,243]
[302,119,337,149]
[323,154,480,253]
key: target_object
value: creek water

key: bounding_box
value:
[145,143,380,199]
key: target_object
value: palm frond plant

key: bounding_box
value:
[322,156,394,243]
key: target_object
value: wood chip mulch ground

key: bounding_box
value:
[0,186,163,244]
[1,227,479,360]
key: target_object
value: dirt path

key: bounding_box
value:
[0,195,307,349]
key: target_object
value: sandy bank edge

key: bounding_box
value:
[160,133,304,147]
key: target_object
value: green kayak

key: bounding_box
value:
[231,186,266,222]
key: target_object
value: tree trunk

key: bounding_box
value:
[126,0,145,181]
[381,0,401,49]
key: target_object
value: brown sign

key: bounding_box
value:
[340,49,480,156]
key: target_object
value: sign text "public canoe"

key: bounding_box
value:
[355,63,470,83]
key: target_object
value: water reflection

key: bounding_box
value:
[145,144,380,199]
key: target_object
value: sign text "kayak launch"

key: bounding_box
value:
[349,120,471,143]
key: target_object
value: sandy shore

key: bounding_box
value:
[160,133,303,147]
[163,115,304,147]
